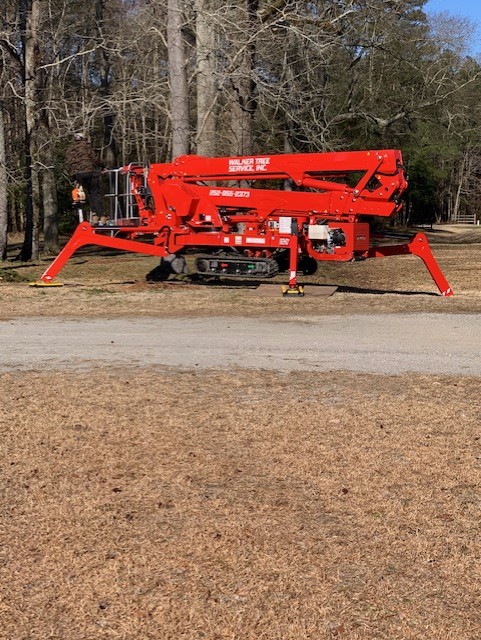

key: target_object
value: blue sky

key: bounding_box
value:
[426,0,481,24]
[426,0,481,53]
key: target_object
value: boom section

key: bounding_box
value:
[146,150,407,219]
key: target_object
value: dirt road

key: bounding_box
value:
[2,313,480,375]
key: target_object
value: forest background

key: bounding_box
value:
[1,0,481,261]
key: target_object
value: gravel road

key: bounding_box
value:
[1,314,480,375]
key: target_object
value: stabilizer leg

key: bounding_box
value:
[366,232,453,296]
[36,223,166,284]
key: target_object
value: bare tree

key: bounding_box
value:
[168,0,189,157]
[18,0,40,261]
[195,0,218,156]
[0,104,7,259]
[95,0,117,167]
[226,0,259,156]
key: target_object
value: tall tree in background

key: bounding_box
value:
[226,0,259,156]
[257,0,351,151]
[95,0,117,167]
[36,2,60,254]
[0,104,7,259]
[18,0,40,261]
[195,0,218,156]
[168,0,189,157]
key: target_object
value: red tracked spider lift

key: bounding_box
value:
[37,149,453,296]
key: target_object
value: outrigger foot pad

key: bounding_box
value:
[29,281,64,287]
[282,285,305,297]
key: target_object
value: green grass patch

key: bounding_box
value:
[84,287,115,295]
[0,268,30,283]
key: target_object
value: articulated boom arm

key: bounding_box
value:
[143,149,407,222]
[38,149,453,296]
[158,149,404,190]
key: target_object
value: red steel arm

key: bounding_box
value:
[149,149,407,217]
[40,223,166,283]
[366,233,453,296]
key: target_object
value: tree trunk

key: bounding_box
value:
[0,105,7,260]
[31,161,40,257]
[168,0,189,158]
[228,0,259,156]
[195,0,217,156]
[453,151,466,223]
[18,0,40,261]
[42,147,59,253]
[96,0,117,167]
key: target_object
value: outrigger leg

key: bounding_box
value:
[366,232,453,296]
[30,223,166,286]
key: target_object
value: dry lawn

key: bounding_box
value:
[1,368,481,639]
[1,226,481,639]
[0,226,480,319]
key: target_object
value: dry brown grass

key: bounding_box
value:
[1,368,481,639]
[0,227,481,320]
[1,226,481,638]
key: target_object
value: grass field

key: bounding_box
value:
[1,369,481,639]
[0,225,480,320]
[1,226,481,639]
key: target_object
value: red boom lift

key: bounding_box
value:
[37,150,453,296]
